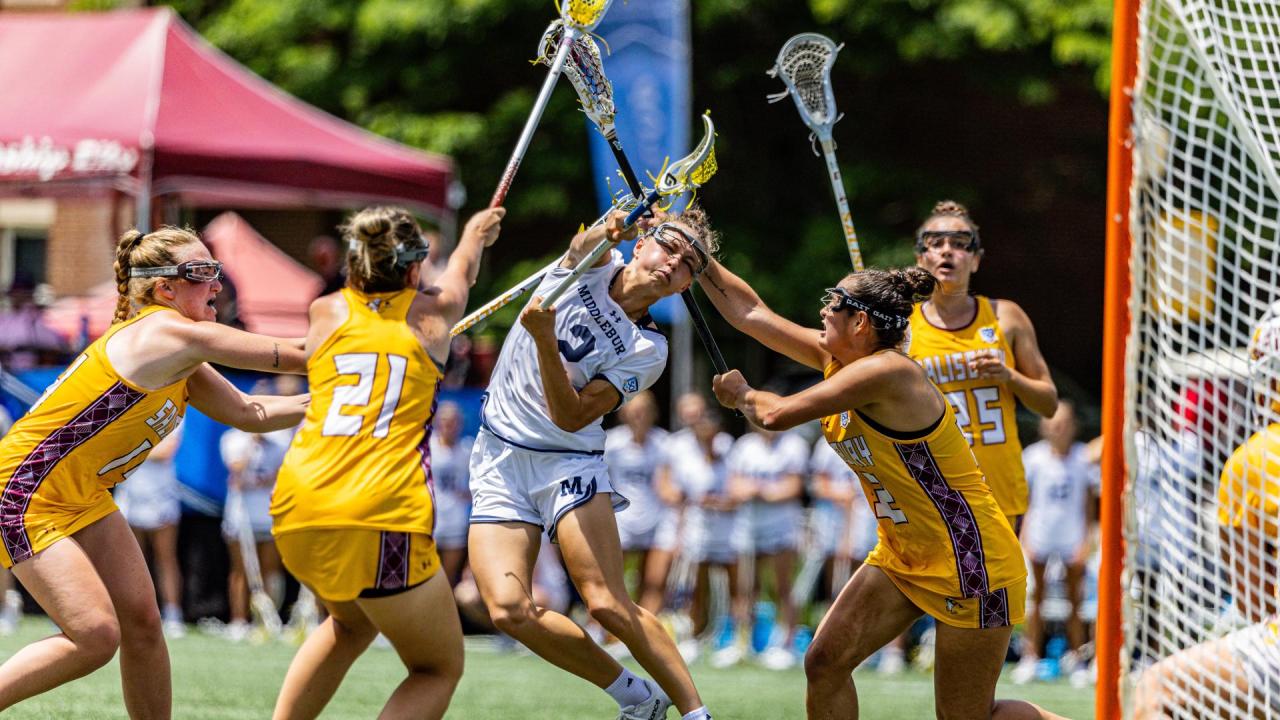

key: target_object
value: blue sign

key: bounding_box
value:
[588,0,691,324]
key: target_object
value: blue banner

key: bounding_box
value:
[588,0,691,324]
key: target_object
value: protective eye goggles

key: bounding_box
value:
[820,287,910,330]
[649,223,708,276]
[129,260,224,283]
[915,229,980,253]
[346,236,430,269]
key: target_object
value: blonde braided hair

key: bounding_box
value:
[111,226,201,323]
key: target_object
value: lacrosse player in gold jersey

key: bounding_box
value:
[270,206,502,720]
[907,201,1058,532]
[700,260,1064,720]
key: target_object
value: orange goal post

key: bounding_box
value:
[1100,0,1280,717]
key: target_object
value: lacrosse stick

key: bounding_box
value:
[541,113,718,306]
[488,0,616,208]
[285,585,321,643]
[450,190,643,337]
[546,32,736,374]
[229,491,283,638]
[768,33,864,271]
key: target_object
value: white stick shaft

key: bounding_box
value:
[818,135,863,271]
[540,238,611,306]
[489,30,576,208]
[450,256,562,337]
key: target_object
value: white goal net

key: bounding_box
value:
[1124,0,1280,717]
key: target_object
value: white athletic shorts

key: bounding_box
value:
[739,501,803,555]
[469,429,629,543]
[115,464,180,531]
[617,498,667,552]
[1225,618,1280,713]
[682,507,738,565]
[434,491,471,551]
[222,488,274,544]
[812,501,879,559]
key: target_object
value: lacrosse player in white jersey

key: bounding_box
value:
[1013,400,1098,685]
[722,424,809,670]
[429,401,475,586]
[469,206,718,720]
[604,391,676,617]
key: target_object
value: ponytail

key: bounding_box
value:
[113,229,147,323]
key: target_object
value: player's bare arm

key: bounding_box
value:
[187,364,308,432]
[432,207,505,324]
[520,296,622,432]
[698,258,826,371]
[564,209,639,268]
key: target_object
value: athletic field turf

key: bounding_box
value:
[0,619,1094,718]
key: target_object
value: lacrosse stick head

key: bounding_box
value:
[658,113,718,198]
[556,0,615,32]
[538,21,615,132]
[767,33,843,136]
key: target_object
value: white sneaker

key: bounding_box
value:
[1011,656,1038,684]
[617,680,672,720]
[759,645,796,671]
[877,647,905,675]
[163,619,187,639]
[225,620,251,643]
[710,643,745,669]
[677,638,701,664]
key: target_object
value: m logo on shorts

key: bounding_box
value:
[623,377,639,393]
[560,476,585,496]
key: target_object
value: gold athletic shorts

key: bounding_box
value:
[276,529,440,602]
[1,492,117,568]
[875,562,1026,630]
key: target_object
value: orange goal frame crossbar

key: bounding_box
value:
[1098,0,1141,716]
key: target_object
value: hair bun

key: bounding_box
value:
[932,200,969,217]
[888,267,937,302]
[353,215,391,245]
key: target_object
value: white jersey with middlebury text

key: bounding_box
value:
[605,425,670,543]
[482,250,668,454]
[1021,440,1097,557]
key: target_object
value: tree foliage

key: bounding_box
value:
[88,0,1116,388]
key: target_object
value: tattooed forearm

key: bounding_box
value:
[273,343,280,369]
[706,275,729,297]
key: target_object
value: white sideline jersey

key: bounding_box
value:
[665,429,737,563]
[482,250,668,454]
[1021,440,1097,559]
[728,431,810,552]
[808,437,878,558]
[604,425,670,546]
[431,434,475,549]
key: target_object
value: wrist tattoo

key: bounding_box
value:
[707,276,728,297]
[272,343,280,368]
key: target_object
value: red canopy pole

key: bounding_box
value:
[135,148,153,233]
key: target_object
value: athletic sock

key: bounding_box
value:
[604,667,650,707]
[682,706,711,720]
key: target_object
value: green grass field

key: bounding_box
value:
[0,619,1094,718]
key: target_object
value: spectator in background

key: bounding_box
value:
[807,437,877,608]
[604,391,675,618]
[307,235,345,297]
[431,401,474,586]
[1013,400,1097,685]
[660,406,740,665]
[219,376,300,640]
[113,427,185,638]
[0,274,69,370]
[725,422,810,671]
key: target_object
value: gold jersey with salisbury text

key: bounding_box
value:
[908,296,1026,517]
[0,306,186,567]
[272,287,442,537]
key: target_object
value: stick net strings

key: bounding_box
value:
[770,35,840,132]
[1123,0,1280,716]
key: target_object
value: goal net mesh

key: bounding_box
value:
[1124,0,1280,716]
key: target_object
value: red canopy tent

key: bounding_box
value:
[0,8,455,224]
[43,212,325,340]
